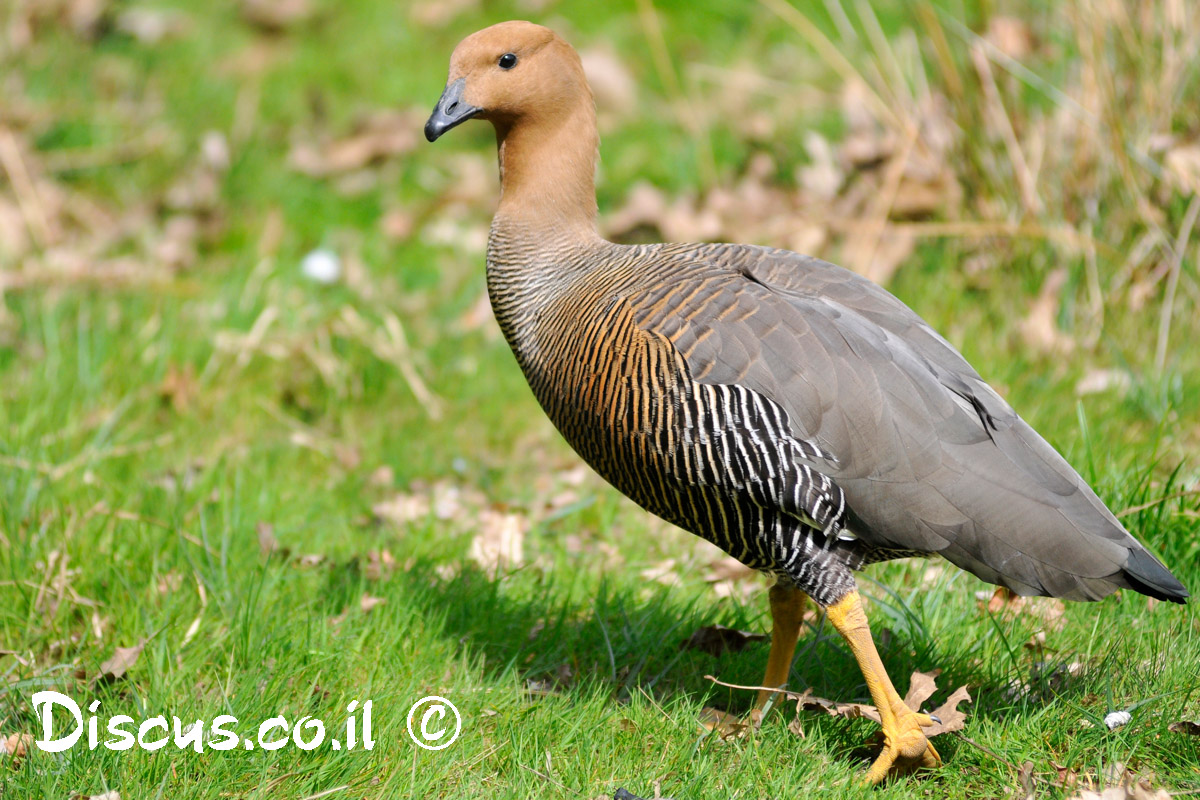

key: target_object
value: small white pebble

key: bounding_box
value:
[301,249,341,284]
[1104,710,1132,729]
[201,130,230,172]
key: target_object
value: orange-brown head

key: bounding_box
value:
[424,21,590,142]
[426,21,600,232]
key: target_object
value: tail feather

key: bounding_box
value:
[1122,547,1189,603]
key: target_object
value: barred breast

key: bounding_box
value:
[486,230,876,604]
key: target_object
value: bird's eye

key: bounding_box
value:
[498,53,518,70]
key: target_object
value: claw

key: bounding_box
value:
[863,709,942,785]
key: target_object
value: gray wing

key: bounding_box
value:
[631,243,1187,602]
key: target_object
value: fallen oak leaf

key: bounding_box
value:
[791,687,881,723]
[703,674,881,723]
[922,684,972,736]
[1168,720,1200,736]
[702,673,969,737]
[902,669,941,712]
[681,624,767,657]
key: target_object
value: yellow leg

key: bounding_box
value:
[825,591,941,784]
[751,584,808,724]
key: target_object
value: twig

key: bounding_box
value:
[703,674,806,700]
[519,762,575,795]
[951,732,1019,772]
[49,432,176,481]
[298,786,349,800]
[0,127,53,248]
[1117,487,1200,518]
[637,686,677,725]
[1155,193,1200,373]
[825,218,1112,255]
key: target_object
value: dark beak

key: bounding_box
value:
[424,78,482,142]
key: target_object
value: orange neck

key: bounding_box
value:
[492,98,601,240]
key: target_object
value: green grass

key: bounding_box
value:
[2,0,1200,797]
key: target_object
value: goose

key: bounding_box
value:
[423,20,1187,783]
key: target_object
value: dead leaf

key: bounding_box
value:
[704,555,765,601]
[288,112,420,177]
[2,732,33,766]
[791,688,881,723]
[70,793,122,800]
[1018,760,1036,800]
[902,669,940,711]
[364,549,396,581]
[359,593,385,613]
[159,362,197,412]
[98,641,145,682]
[979,585,1065,632]
[579,47,637,124]
[153,214,200,271]
[922,684,972,736]
[1067,787,1169,800]
[986,16,1035,60]
[367,466,394,488]
[372,493,430,526]
[240,0,312,31]
[1168,720,1200,735]
[640,558,682,587]
[1019,269,1076,355]
[787,671,970,738]
[408,0,478,28]
[256,521,278,559]
[703,556,756,584]
[155,570,182,594]
[681,624,767,657]
[1076,369,1132,396]
[1165,143,1200,195]
[698,707,750,740]
[380,208,414,242]
[115,8,189,43]
[798,131,843,201]
[468,510,526,579]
